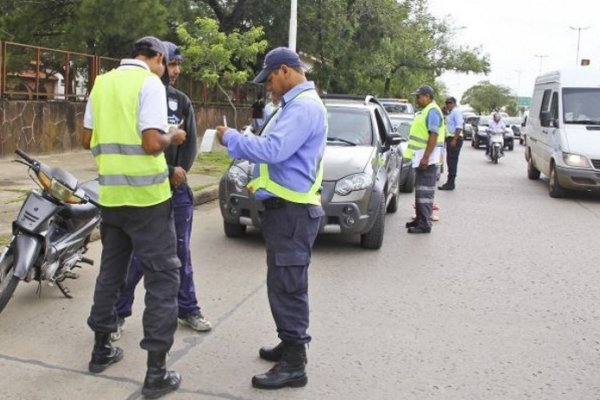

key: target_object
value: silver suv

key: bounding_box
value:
[218,95,403,249]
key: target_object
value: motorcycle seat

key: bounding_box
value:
[80,179,99,203]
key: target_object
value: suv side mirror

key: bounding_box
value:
[388,132,403,145]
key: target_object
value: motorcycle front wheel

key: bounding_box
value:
[0,248,19,314]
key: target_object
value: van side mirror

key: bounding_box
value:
[540,111,558,128]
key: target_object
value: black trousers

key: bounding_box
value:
[87,199,180,353]
[260,201,324,345]
[445,136,464,180]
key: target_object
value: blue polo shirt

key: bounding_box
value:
[446,107,464,135]
[222,81,327,200]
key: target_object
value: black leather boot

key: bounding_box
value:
[259,341,285,362]
[438,178,455,190]
[252,343,307,389]
[141,352,181,399]
[88,332,124,373]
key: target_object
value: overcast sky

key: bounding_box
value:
[426,0,599,102]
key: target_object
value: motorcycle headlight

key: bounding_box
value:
[227,165,249,191]
[335,173,373,196]
[49,178,76,202]
[562,152,590,168]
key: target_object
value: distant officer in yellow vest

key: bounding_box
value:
[80,36,186,399]
[405,84,445,234]
[216,47,327,390]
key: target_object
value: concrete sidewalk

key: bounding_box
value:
[0,150,221,240]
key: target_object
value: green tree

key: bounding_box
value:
[461,81,514,114]
[176,17,267,127]
[71,0,169,56]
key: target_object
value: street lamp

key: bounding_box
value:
[534,54,548,74]
[514,69,523,97]
[569,26,590,66]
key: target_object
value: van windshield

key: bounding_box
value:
[562,88,600,125]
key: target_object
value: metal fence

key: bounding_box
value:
[0,40,260,105]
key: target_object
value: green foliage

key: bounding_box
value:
[176,17,266,87]
[72,0,169,56]
[0,0,493,101]
[504,100,519,116]
[461,81,514,114]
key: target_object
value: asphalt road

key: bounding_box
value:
[1,142,600,400]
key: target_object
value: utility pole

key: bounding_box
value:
[289,0,297,52]
[534,54,548,74]
[514,69,523,96]
[569,26,590,66]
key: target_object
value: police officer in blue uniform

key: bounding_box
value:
[111,42,211,341]
[216,47,327,390]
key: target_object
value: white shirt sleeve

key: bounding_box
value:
[83,99,93,129]
[138,75,168,134]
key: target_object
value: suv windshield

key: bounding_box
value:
[562,88,600,125]
[327,108,373,145]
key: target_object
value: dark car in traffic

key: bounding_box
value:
[471,115,514,151]
[219,94,403,249]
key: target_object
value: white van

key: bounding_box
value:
[524,67,600,197]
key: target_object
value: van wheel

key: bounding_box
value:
[223,221,247,237]
[360,196,385,250]
[527,157,540,180]
[549,163,566,198]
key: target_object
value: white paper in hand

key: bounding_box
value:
[199,129,217,153]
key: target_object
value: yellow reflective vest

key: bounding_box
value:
[247,90,325,206]
[90,68,171,207]
[405,101,446,160]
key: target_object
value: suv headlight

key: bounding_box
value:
[335,173,373,196]
[562,152,590,168]
[227,165,249,191]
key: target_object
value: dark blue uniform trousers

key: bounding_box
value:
[260,202,324,345]
[115,186,201,320]
[445,136,464,180]
[87,199,180,352]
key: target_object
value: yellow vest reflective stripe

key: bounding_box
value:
[405,101,446,159]
[90,68,171,207]
[247,90,325,206]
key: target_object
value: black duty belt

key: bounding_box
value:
[262,197,289,210]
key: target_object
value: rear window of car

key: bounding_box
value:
[327,108,373,145]
[383,102,410,114]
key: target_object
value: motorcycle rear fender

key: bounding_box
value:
[13,233,42,279]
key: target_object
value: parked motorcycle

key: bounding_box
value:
[488,128,504,164]
[0,149,100,314]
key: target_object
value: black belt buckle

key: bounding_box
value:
[263,197,287,210]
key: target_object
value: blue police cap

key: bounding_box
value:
[253,47,305,84]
